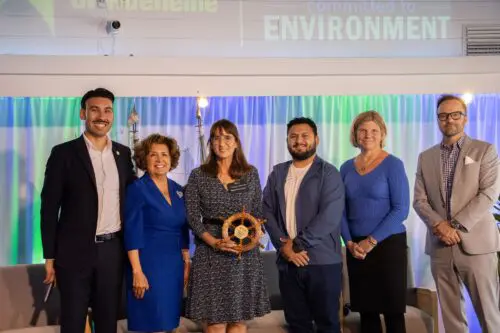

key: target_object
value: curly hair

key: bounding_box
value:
[134,133,181,172]
[349,110,387,148]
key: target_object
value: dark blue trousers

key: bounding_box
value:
[279,263,342,333]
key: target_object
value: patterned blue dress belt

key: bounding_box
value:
[95,231,119,243]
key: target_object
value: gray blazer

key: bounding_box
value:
[413,135,500,256]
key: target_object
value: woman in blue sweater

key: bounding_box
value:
[341,111,410,333]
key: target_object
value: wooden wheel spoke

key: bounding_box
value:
[222,211,265,257]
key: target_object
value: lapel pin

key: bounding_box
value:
[115,150,120,156]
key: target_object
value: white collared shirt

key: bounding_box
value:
[83,133,121,236]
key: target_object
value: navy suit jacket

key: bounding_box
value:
[263,156,345,269]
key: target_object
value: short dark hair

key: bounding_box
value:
[436,94,467,114]
[80,88,115,109]
[286,117,318,136]
[134,134,181,172]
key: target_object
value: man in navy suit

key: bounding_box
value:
[41,88,135,333]
[263,117,345,333]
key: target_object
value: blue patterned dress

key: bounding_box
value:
[184,166,271,324]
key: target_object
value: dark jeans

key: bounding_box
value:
[279,263,342,333]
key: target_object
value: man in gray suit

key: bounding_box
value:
[413,94,500,333]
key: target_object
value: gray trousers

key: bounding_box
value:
[431,245,500,333]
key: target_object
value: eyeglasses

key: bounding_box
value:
[437,111,466,121]
[212,135,234,143]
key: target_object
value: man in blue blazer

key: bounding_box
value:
[263,117,345,333]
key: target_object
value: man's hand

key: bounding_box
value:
[280,238,309,267]
[347,241,366,259]
[43,259,56,285]
[433,221,461,246]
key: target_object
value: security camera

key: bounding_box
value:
[106,20,121,35]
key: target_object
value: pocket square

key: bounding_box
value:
[464,156,475,165]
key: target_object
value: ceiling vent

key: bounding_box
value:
[463,25,500,56]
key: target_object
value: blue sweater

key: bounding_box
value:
[340,154,410,243]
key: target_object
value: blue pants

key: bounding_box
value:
[279,263,342,333]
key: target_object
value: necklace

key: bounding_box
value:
[356,151,382,173]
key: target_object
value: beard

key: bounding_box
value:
[441,124,462,137]
[288,143,317,161]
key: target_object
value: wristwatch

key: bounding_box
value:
[450,219,461,229]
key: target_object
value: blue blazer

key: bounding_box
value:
[263,156,345,268]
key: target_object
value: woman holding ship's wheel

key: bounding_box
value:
[184,119,270,333]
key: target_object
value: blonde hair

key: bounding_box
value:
[349,110,387,148]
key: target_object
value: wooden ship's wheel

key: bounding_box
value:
[222,208,266,258]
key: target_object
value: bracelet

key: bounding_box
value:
[367,237,377,246]
[212,240,223,251]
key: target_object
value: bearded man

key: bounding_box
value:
[413,94,500,333]
[263,117,345,333]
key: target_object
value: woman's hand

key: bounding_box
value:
[347,241,366,260]
[183,260,191,289]
[132,270,149,299]
[212,238,239,254]
[357,237,376,255]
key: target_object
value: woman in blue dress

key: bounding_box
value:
[124,133,190,333]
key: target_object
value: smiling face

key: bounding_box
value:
[287,123,319,161]
[211,127,238,161]
[356,120,385,152]
[146,143,171,177]
[79,96,114,138]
